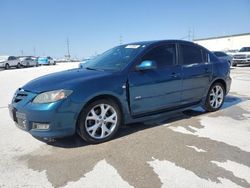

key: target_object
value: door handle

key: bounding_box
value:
[171,72,178,78]
[205,68,209,73]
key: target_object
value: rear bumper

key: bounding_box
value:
[225,76,232,95]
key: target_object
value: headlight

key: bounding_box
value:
[33,89,73,104]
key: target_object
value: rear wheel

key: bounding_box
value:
[77,99,122,144]
[16,63,21,69]
[203,82,225,112]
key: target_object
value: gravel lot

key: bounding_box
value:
[0,64,250,188]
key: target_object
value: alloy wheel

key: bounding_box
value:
[85,104,118,139]
[209,85,224,109]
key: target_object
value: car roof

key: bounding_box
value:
[124,40,207,51]
[125,39,195,46]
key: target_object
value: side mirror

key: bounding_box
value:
[136,60,157,71]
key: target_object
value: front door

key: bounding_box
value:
[128,44,182,116]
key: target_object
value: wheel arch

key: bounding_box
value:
[76,94,124,130]
[84,94,123,114]
[211,78,227,92]
[202,78,227,106]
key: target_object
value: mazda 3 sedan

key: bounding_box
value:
[9,40,231,144]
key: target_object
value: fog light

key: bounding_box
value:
[32,123,50,130]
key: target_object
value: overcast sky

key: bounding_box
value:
[0,0,250,58]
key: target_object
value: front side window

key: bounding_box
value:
[141,44,176,68]
[8,56,16,60]
[180,44,203,65]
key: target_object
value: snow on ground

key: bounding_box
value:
[169,113,250,152]
[212,160,250,184]
[63,160,133,188]
[148,159,244,188]
[186,145,207,153]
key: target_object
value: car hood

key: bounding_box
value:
[234,52,250,55]
[0,59,6,63]
[22,68,111,93]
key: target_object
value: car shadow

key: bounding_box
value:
[43,95,243,148]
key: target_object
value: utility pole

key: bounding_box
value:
[192,27,195,41]
[33,46,36,56]
[119,35,123,45]
[188,29,191,41]
[20,49,24,56]
[66,37,71,60]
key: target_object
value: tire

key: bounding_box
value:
[232,63,237,67]
[77,99,122,144]
[203,82,225,112]
[16,63,21,69]
[5,63,10,70]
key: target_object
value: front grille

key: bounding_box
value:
[234,55,246,60]
[13,89,28,103]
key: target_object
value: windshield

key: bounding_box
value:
[239,47,250,52]
[83,44,146,71]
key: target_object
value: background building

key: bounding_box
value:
[194,33,250,52]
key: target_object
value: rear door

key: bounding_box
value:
[179,43,212,105]
[128,43,182,116]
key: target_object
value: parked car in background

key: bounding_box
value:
[9,40,231,144]
[225,49,238,57]
[19,56,38,67]
[0,56,21,69]
[232,47,250,66]
[213,51,233,66]
[38,56,56,65]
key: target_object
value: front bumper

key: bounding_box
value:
[233,59,250,64]
[8,89,82,138]
[0,62,5,68]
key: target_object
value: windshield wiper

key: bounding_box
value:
[85,67,104,71]
[85,67,98,71]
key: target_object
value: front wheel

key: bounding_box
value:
[203,82,225,112]
[77,99,122,144]
[5,63,10,70]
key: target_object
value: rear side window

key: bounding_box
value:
[141,44,176,68]
[209,53,218,62]
[179,44,203,65]
[214,52,227,57]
